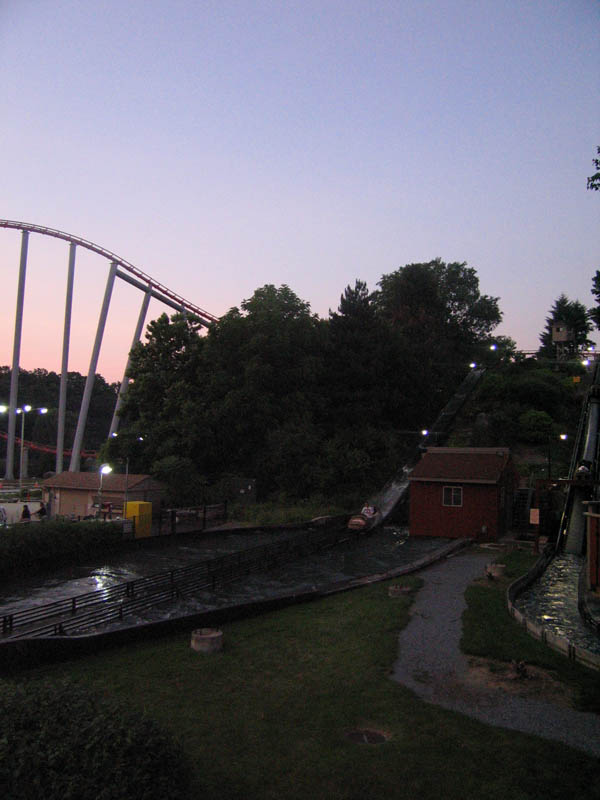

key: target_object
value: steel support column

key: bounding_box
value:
[56,242,76,474]
[69,261,117,472]
[5,230,29,480]
[109,287,151,438]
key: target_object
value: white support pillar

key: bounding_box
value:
[56,242,76,474]
[5,230,29,480]
[109,287,151,437]
[69,261,117,472]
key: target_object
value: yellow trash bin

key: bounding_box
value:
[125,501,152,539]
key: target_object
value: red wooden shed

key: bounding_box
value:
[408,447,517,540]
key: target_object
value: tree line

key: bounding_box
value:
[109,260,505,503]
[2,258,598,503]
[0,369,118,476]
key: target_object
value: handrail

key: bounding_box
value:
[1,522,355,639]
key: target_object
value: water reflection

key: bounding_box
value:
[0,526,438,625]
[92,528,446,632]
[515,553,600,655]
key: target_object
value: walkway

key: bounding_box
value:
[392,551,600,757]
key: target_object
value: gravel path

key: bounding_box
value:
[392,550,600,757]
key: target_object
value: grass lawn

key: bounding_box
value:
[6,557,600,800]
[462,549,600,712]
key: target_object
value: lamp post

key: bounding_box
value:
[98,463,112,519]
[5,405,48,487]
[110,433,144,518]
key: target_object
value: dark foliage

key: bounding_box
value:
[589,270,600,331]
[116,265,503,502]
[459,360,583,450]
[0,367,118,475]
[587,145,600,191]
[0,521,125,578]
[538,294,593,357]
[0,680,191,800]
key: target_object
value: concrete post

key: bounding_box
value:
[69,261,117,471]
[109,287,151,437]
[5,230,29,480]
[56,242,76,474]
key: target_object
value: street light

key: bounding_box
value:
[109,433,144,517]
[13,405,48,487]
[123,437,144,516]
[98,463,112,518]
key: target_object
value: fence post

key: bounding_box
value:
[170,509,176,535]
[203,504,207,530]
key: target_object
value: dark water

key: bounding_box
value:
[83,528,448,632]
[514,553,600,655]
[0,530,292,614]
[0,526,443,625]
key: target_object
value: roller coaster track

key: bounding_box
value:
[0,431,97,458]
[0,219,218,325]
[1,219,220,476]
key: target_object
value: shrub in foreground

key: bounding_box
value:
[0,680,191,800]
[0,521,125,578]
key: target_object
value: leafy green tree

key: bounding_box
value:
[115,265,505,503]
[538,293,593,357]
[374,259,501,426]
[117,312,205,476]
[199,285,327,495]
[518,409,554,443]
[376,259,501,347]
[588,270,600,330]
[0,366,118,475]
[326,280,387,429]
[587,146,600,191]
[466,359,582,448]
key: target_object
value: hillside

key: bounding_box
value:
[444,357,589,481]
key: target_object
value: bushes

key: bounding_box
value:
[0,521,125,579]
[0,680,191,800]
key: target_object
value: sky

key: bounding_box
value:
[1,0,598,384]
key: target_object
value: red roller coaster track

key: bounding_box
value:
[0,431,97,458]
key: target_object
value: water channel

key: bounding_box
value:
[0,526,446,631]
[514,553,600,655]
[2,527,599,657]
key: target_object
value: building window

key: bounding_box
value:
[443,486,463,507]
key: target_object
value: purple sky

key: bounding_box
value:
[1,0,598,383]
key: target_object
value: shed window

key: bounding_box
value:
[443,486,463,507]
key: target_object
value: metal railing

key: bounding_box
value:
[1,521,355,639]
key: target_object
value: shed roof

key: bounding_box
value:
[409,447,511,485]
[42,472,153,492]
